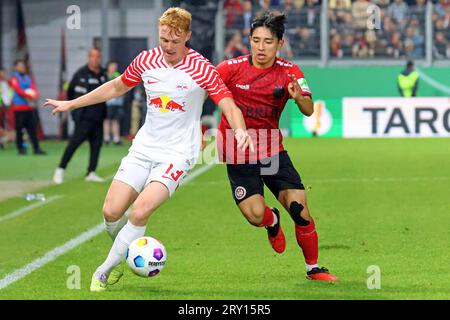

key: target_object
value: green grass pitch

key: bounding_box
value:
[0,138,449,299]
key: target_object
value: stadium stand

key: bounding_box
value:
[221,0,450,60]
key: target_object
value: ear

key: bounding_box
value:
[278,38,285,51]
[185,31,192,43]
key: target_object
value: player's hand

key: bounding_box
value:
[43,99,75,116]
[234,128,255,153]
[287,74,302,101]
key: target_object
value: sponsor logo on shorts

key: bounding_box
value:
[235,186,247,200]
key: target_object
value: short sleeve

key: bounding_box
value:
[198,62,233,105]
[216,60,232,85]
[121,50,147,87]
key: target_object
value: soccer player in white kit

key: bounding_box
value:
[44,7,253,292]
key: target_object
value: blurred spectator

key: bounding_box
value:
[330,32,343,57]
[53,48,107,184]
[224,0,244,28]
[374,0,391,10]
[397,60,419,97]
[411,0,427,24]
[103,61,124,146]
[404,26,424,58]
[301,0,320,28]
[387,31,404,58]
[387,0,409,29]
[278,35,294,60]
[0,67,13,148]
[433,31,450,58]
[329,0,352,26]
[434,0,450,17]
[293,27,318,57]
[353,31,370,57]
[341,32,356,57]
[8,59,46,155]
[284,0,302,32]
[352,0,371,31]
[129,84,146,140]
[225,31,249,59]
[365,30,377,57]
[256,0,271,16]
[242,0,253,46]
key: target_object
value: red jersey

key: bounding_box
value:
[217,55,312,164]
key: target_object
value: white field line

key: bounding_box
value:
[0,195,64,223]
[0,224,104,290]
[0,164,216,290]
[416,68,450,95]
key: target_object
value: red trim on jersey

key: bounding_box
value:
[121,50,154,87]
[178,51,232,105]
[121,48,232,104]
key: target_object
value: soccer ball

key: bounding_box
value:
[126,236,167,277]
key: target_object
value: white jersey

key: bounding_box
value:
[121,47,231,165]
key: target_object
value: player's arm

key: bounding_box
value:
[44,77,132,115]
[217,97,254,152]
[8,77,35,100]
[288,74,314,117]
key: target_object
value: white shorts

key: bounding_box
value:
[113,151,192,197]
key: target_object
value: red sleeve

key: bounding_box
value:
[291,64,312,97]
[8,77,35,99]
[30,78,39,99]
[197,61,233,105]
[121,50,147,87]
[216,60,232,86]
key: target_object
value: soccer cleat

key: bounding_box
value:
[306,267,338,282]
[107,263,124,286]
[85,172,105,183]
[53,168,65,184]
[90,273,108,292]
[266,208,286,254]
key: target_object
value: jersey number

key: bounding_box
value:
[162,164,184,182]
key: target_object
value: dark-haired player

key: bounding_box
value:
[217,12,337,282]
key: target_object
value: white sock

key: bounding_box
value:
[104,209,130,240]
[269,210,278,227]
[95,220,146,279]
[306,264,319,272]
[113,136,120,143]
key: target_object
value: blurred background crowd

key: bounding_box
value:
[221,0,450,60]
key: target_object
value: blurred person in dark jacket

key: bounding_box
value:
[53,48,107,184]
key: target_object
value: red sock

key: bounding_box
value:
[295,218,318,265]
[258,207,274,227]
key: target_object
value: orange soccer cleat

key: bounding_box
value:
[306,267,338,282]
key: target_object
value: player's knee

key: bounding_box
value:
[102,202,122,222]
[243,207,265,226]
[130,202,156,225]
[289,201,310,226]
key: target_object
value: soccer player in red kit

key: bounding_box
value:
[217,12,337,282]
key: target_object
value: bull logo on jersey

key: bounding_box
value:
[149,95,186,113]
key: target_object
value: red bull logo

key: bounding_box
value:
[149,95,186,113]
